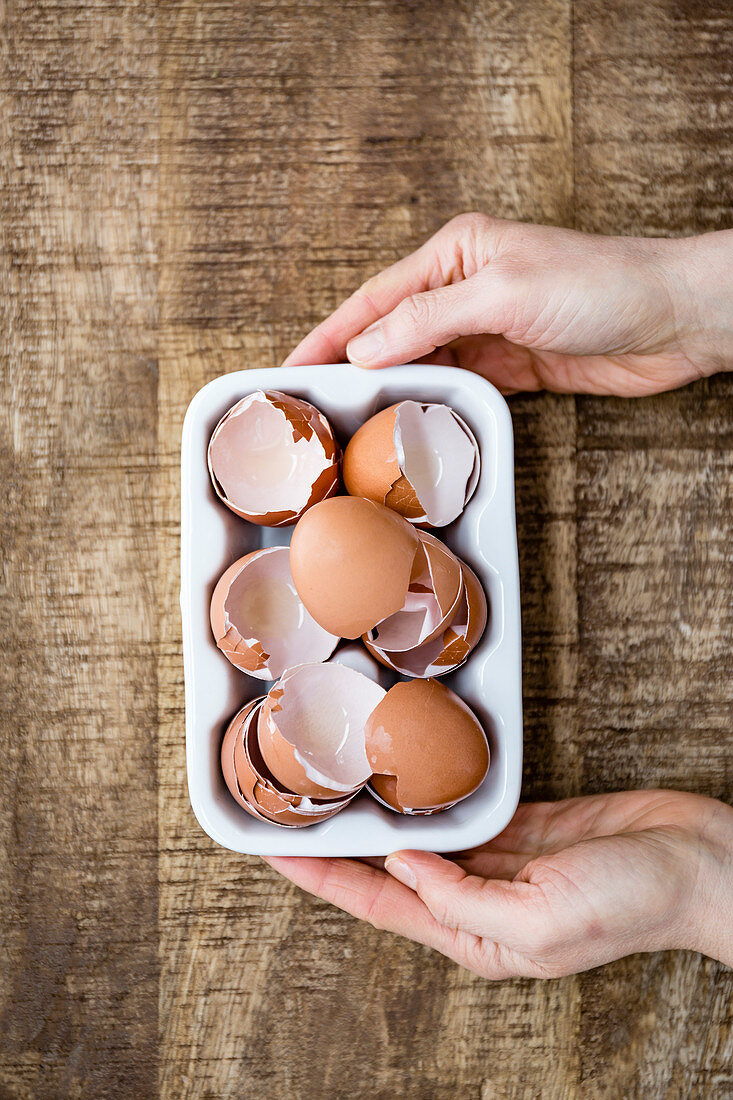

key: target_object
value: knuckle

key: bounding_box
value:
[362,880,390,931]
[425,888,458,928]
[397,292,440,331]
[351,279,382,315]
[447,211,494,238]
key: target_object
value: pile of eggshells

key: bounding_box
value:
[209,389,490,828]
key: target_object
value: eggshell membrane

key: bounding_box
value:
[289,496,420,639]
[366,529,462,653]
[208,390,340,526]
[343,400,480,527]
[395,401,480,527]
[365,560,487,678]
[258,662,386,798]
[365,679,489,813]
[210,547,338,680]
[221,698,352,827]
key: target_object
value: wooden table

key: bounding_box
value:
[1,2,731,1096]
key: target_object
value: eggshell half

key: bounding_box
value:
[221,698,352,827]
[258,662,386,798]
[364,560,488,678]
[343,400,480,527]
[365,679,489,814]
[208,390,340,526]
[289,496,420,639]
[210,547,338,679]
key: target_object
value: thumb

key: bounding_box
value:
[346,271,506,369]
[385,850,543,945]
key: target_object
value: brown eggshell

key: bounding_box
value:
[221,698,264,814]
[221,698,352,827]
[417,532,462,622]
[365,530,462,653]
[364,560,487,677]
[343,400,479,527]
[210,547,338,679]
[211,556,269,675]
[343,404,423,520]
[289,496,420,638]
[365,679,489,812]
[368,774,447,816]
[257,690,351,800]
[208,390,340,526]
[431,561,488,669]
[257,662,385,798]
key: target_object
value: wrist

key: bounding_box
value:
[679,799,733,966]
[665,232,733,377]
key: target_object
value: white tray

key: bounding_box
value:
[181,364,522,856]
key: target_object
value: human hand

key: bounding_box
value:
[264,790,733,978]
[283,215,733,395]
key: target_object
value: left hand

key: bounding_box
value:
[264,790,733,978]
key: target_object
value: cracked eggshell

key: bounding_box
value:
[343,400,480,528]
[208,390,340,526]
[365,529,462,654]
[364,560,487,678]
[258,662,386,799]
[430,561,488,671]
[221,698,352,827]
[289,496,420,639]
[365,679,490,814]
[210,547,338,680]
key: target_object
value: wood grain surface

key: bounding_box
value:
[1,1,732,1097]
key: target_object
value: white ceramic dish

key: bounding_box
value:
[181,364,522,856]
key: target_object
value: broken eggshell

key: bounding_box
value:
[365,679,490,815]
[364,529,462,654]
[210,546,338,680]
[289,496,420,639]
[208,389,340,526]
[258,662,386,799]
[289,497,466,654]
[364,559,487,678]
[343,400,480,528]
[221,698,352,827]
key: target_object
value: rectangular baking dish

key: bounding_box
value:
[181,364,522,856]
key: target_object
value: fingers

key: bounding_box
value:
[281,236,451,368]
[345,273,510,370]
[262,855,468,958]
[384,850,543,944]
[282,212,502,368]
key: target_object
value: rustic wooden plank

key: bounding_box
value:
[573,2,733,1095]
[157,2,576,1097]
[0,1,159,1098]
[1,0,729,1095]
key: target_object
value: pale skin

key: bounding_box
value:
[268,215,733,977]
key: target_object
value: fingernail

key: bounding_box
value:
[385,855,417,891]
[347,323,385,365]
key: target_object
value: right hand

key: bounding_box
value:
[283,214,733,396]
[265,790,733,979]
